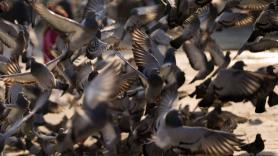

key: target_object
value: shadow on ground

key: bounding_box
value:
[238,151,277,156]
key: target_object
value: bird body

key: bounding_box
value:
[241,134,265,155]
[0,0,276,155]
[199,61,278,113]
[0,18,29,58]
[153,85,242,155]
[30,58,56,90]
[0,52,67,91]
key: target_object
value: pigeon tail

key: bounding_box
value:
[268,91,278,107]
[253,97,267,113]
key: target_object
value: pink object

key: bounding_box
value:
[42,27,59,63]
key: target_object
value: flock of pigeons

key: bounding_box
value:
[0,0,277,155]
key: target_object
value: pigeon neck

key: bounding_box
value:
[164,48,176,64]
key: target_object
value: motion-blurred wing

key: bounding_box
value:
[46,49,66,71]
[213,70,274,99]
[132,43,160,70]
[182,41,208,71]
[237,0,270,11]
[131,28,152,51]
[84,61,119,109]
[206,39,225,66]
[170,126,241,155]
[216,12,255,27]
[158,85,179,117]
[0,28,16,49]
[0,72,35,84]
[29,1,83,34]
[111,71,138,99]
[0,18,19,37]
[83,0,105,19]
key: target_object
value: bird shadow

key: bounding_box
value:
[237,151,277,156]
[248,118,263,125]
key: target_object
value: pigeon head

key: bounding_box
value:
[195,78,211,99]
[160,63,173,78]
[167,9,179,29]
[254,133,265,149]
[148,72,163,87]
[266,65,275,74]
[164,48,176,64]
[88,71,99,82]
[165,110,183,128]
[16,93,30,109]
[225,51,231,58]
[256,134,262,140]
[232,61,246,70]
[83,12,100,29]
[26,57,35,70]
[176,71,186,88]
[207,60,215,71]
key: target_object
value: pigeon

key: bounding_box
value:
[182,39,214,84]
[0,0,276,155]
[199,61,278,113]
[191,107,247,132]
[216,12,256,28]
[0,18,29,58]
[163,47,185,88]
[0,52,68,91]
[237,37,278,57]
[152,85,242,155]
[241,134,265,156]
[243,2,278,45]
[0,91,50,153]
[61,60,121,154]
[165,0,212,28]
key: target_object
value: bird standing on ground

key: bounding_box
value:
[241,133,265,156]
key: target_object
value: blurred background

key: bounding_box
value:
[0,0,255,54]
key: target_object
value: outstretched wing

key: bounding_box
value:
[84,60,120,109]
[83,0,105,19]
[170,126,242,155]
[29,1,83,34]
[158,85,179,117]
[213,69,275,99]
